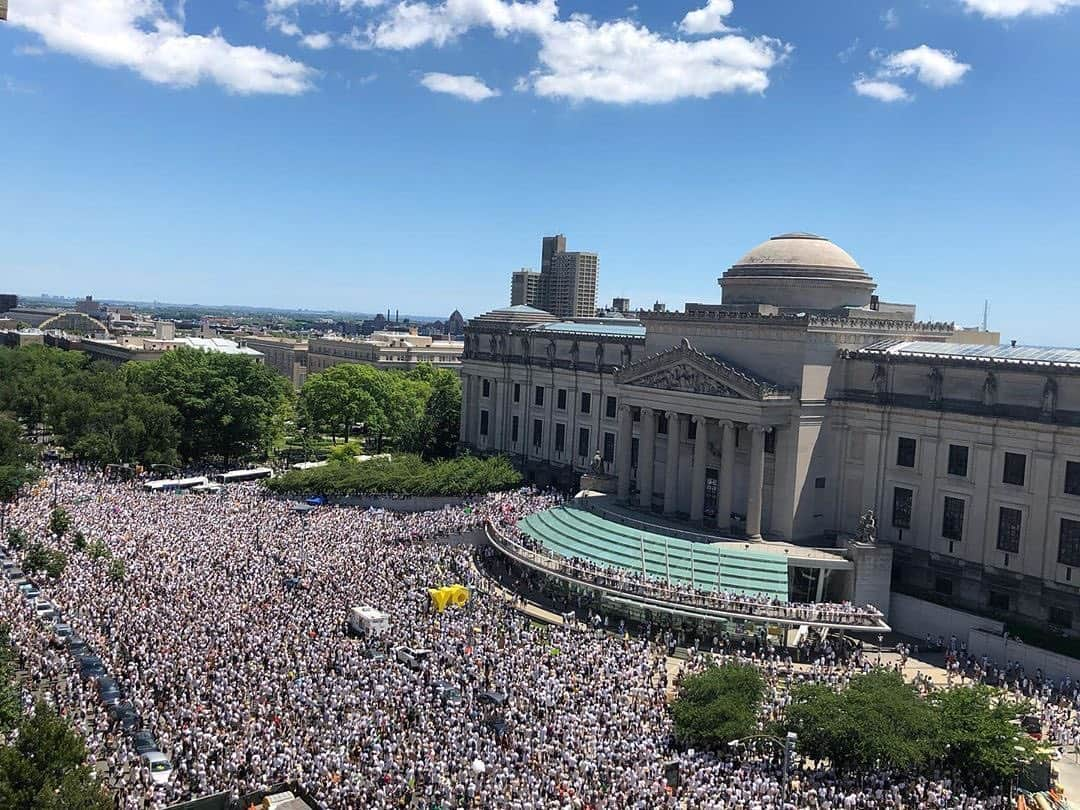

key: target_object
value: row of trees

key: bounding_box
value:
[263,454,521,497]
[0,345,292,468]
[672,664,1038,787]
[298,363,461,459]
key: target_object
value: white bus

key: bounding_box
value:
[213,467,274,484]
[144,476,209,493]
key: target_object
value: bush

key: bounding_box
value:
[49,507,70,539]
[671,663,764,748]
[263,454,522,497]
[5,527,28,551]
[107,559,125,583]
[87,540,112,560]
[72,530,87,551]
[23,542,68,579]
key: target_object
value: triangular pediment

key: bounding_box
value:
[615,339,789,401]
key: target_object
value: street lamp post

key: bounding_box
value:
[728,732,798,800]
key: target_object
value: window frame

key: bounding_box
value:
[577,427,590,458]
[896,436,917,469]
[534,385,545,408]
[1002,451,1027,487]
[1058,517,1080,567]
[996,506,1022,553]
[947,444,969,478]
[892,487,913,529]
[941,495,965,542]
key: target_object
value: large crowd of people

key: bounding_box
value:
[0,468,1075,809]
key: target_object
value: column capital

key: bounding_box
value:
[748,424,773,434]
[640,406,654,418]
[618,403,633,416]
[664,410,680,421]
[692,414,709,427]
[717,418,735,430]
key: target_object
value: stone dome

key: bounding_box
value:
[720,233,876,311]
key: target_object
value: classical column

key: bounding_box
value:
[489,380,500,450]
[690,415,709,523]
[637,408,656,510]
[716,420,735,533]
[663,411,682,516]
[745,425,770,541]
[616,404,633,502]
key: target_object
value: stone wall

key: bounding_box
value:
[889,592,1003,641]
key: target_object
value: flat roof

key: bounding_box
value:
[855,340,1080,368]
[528,321,646,338]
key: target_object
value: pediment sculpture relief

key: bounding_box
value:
[631,363,745,398]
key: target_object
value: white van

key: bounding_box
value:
[348,606,390,637]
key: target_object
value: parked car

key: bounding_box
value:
[1021,715,1043,739]
[433,680,462,706]
[18,582,41,600]
[132,731,159,755]
[52,622,73,646]
[97,675,122,706]
[78,654,105,681]
[140,751,173,785]
[393,646,432,670]
[109,701,140,733]
[34,599,56,623]
[67,635,89,657]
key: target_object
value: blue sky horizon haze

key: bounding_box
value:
[1,0,1079,345]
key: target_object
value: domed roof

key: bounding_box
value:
[720,233,876,311]
[733,233,863,272]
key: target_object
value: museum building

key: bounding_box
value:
[460,233,1080,631]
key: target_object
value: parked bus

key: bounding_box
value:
[143,476,209,493]
[213,467,274,484]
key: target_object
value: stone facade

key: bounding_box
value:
[460,233,1080,632]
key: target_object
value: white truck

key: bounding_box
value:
[347,606,390,637]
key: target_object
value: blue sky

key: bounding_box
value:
[2,0,1079,344]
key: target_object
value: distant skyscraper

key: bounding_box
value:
[535,234,598,319]
[510,269,541,307]
[0,294,17,313]
[612,297,630,315]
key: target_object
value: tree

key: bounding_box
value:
[785,669,940,771]
[0,628,19,735]
[49,507,70,539]
[671,663,764,748]
[0,415,39,504]
[125,348,291,464]
[0,702,112,810]
[931,684,1037,784]
[399,367,461,459]
[23,542,67,580]
[5,527,27,551]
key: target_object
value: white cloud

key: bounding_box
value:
[959,0,1080,18]
[300,31,335,49]
[882,44,970,88]
[366,0,787,104]
[837,37,860,63]
[678,0,734,35]
[881,7,899,28]
[10,0,316,94]
[530,17,786,103]
[853,76,910,102]
[420,71,499,100]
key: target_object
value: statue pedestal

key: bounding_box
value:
[579,473,617,494]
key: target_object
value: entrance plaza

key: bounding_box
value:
[488,497,891,637]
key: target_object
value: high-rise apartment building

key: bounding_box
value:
[532,234,598,318]
[510,269,541,307]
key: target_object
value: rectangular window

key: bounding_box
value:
[513,383,520,403]
[554,423,566,453]
[580,392,592,414]
[511,415,519,443]
[892,487,913,529]
[814,477,827,489]
[556,389,567,410]
[1059,518,1080,567]
[605,396,617,419]
[947,444,969,477]
[479,410,489,437]
[578,427,590,458]
[988,591,1010,612]
[942,496,965,541]
[1049,606,1073,629]
[996,507,1022,553]
[1065,461,1080,496]
[934,577,953,596]
[896,436,917,468]
[534,386,545,407]
[532,419,543,448]
[1003,452,1027,486]
[482,379,491,398]
[603,432,615,463]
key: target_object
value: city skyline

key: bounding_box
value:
[2,1,1079,344]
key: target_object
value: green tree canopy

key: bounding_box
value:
[671,663,764,748]
[0,415,39,502]
[930,684,1036,783]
